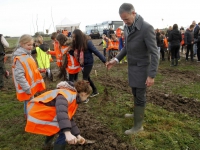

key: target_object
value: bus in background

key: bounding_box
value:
[85,20,124,38]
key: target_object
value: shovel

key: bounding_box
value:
[77,138,96,144]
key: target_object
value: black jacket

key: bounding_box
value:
[184,29,194,45]
[156,32,161,47]
[168,29,182,46]
[194,25,200,39]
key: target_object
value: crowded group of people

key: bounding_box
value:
[1,2,199,150]
[155,20,200,66]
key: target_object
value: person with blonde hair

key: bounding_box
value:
[32,35,53,80]
[12,34,46,119]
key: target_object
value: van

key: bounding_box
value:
[86,29,100,39]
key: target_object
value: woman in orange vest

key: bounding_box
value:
[12,34,46,119]
[25,80,92,149]
[56,33,81,82]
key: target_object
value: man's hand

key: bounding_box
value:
[106,59,117,70]
[64,131,77,145]
[77,135,85,145]
[145,76,155,87]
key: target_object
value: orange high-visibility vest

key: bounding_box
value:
[61,46,81,74]
[111,40,119,50]
[116,28,121,38]
[25,89,77,136]
[181,34,184,46]
[51,41,64,67]
[107,39,113,51]
[163,37,168,48]
[12,55,46,101]
[56,43,68,67]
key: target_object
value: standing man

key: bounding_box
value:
[106,3,159,135]
[184,24,195,61]
[0,34,9,91]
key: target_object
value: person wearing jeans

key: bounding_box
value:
[184,24,195,61]
[71,29,106,99]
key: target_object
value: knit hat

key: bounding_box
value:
[56,81,76,92]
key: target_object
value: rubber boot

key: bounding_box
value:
[42,135,55,150]
[174,59,178,66]
[170,59,174,67]
[125,106,145,135]
[53,144,66,150]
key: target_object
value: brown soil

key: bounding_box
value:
[4,39,200,149]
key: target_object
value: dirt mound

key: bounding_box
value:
[159,68,200,82]
[147,90,200,118]
[67,105,135,150]
[96,75,200,119]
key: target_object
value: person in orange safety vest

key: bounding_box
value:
[25,80,92,149]
[56,33,81,82]
[49,32,63,67]
[12,34,46,119]
[116,27,122,38]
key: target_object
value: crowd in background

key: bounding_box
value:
[155,20,200,66]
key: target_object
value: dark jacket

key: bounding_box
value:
[166,30,171,39]
[116,15,159,88]
[168,29,182,46]
[194,25,199,39]
[184,29,194,45]
[156,32,161,47]
[44,93,82,136]
[83,40,106,66]
[32,43,50,54]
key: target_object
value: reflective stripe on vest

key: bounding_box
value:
[12,55,45,101]
[61,47,68,54]
[107,39,113,50]
[111,40,119,50]
[25,89,77,136]
[66,54,81,74]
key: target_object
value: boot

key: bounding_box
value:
[124,113,134,118]
[174,59,178,66]
[170,59,174,67]
[53,144,66,150]
[42,135,55,150]
[125,106,145,135]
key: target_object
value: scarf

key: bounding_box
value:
[74,49,84,66]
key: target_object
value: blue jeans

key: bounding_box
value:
[54,132,66,145]
[24,96,33,114]
[193,43,197,55]
[157,47,160,60]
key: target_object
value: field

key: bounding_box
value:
[0,38,200,150]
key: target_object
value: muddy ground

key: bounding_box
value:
[3,39,200,149]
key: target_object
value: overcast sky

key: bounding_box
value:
[1,0,199,37]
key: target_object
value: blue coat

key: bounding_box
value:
[83,40,106,66]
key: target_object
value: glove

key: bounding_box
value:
[64,131,77,145]
[77,135,85,145]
